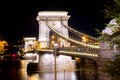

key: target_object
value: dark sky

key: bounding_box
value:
[0,0,109,43]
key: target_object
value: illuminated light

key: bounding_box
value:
[24,37,36,40]
[38,11,68,16]
[28,74,39,80]
[95,42,100,45]
[0,40,8,52]
[37,41,40,49]
[60,38,64,41]
[61,39,65,42]
[82,36,87,42]
[59,50,98,57]
[51,41,54,44]
[12,54,16,57]
[51,35,55,39]
[38,49,98,57]
[82,36,86,40]
[75,57,80,61]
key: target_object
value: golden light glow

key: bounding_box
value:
[51,35,55,39]
[0,40,8,53]
[75,57,80,62]
[51,41,54,44]
[95,42,100,45]
[82,36,87,42]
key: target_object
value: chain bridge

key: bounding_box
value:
[24,11,99,58]
[24,11,100,74]
[22,11,120,80]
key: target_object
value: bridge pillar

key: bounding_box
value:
[24,37,36,51]
[98,42,120,80]
[36,11,70,48]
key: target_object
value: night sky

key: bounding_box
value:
[0,0,110,43]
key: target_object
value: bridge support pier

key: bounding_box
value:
[97,58,111,80]
[97,43,120,80]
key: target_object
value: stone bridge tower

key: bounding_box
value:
[36,11,70,48]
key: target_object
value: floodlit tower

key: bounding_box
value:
[24,37,36,52]
[36,11,70,48]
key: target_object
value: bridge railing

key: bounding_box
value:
[59,47,99,54]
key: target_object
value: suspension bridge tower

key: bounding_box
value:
[36,11,70,48]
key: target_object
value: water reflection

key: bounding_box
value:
[29,71,77,80]
[0,59,97,80]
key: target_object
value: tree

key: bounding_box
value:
[103,0,120,18]
[98,0,120,80]
[98,18,120,49]
[0,35,8,54]
[98,0,120,49]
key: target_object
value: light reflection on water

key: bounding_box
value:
[30,71,76,80]
[0,60,97,80]
[25,60,97,80]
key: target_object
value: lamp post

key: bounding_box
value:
[54,48,57,80]
[54,43,58,80]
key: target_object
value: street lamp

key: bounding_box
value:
[53,43,58,80]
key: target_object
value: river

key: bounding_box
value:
[0,59,98,80]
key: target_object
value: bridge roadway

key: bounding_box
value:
[25,47,98,61]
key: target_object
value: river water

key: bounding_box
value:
[0,59,98,80]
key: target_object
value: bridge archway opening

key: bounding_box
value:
[72,57,98,80]
[72,57,98,68]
